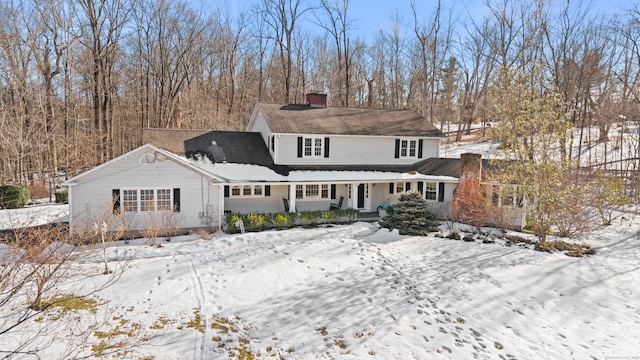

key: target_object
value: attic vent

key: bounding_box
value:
[306,91,327,108]
[139,152,156,164]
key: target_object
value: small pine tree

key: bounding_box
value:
[0,184,30,209]
[379,192,440,235]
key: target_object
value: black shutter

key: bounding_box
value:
[297,137,303,157]
[418,139,424,158]
[438,182,445,202]
[271,136,275,151]
[324,137,330,158]
[224,185,229,198]
[394,139,400,158]
[331,184,336,199]
[389,183,394,194]
[417,181,424,194]
[406,182,411,191]
[112,189,120,214]
[173,188,181,212]
[265,185,271,196]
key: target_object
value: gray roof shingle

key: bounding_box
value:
[255,103,446,137]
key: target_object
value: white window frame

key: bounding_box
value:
[399,138,418,159]
[303,137,324,158]
[424,182,437,201]
[295,183,330,200]
[121,188,173,213]
[395,182,407,194]
[230,184,265,198]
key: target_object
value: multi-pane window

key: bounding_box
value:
[395,182,406,194]
[157,189,172,211]
[321,184,329,198]
[140,189,155,211]
[230,185,265,198]
[304,137,323,157]
[306,184,319,198]
[400,139,418,158]
[296,184,330,199]
[424,182,437,200]
[121,189,173,213]
[123,190,138,212]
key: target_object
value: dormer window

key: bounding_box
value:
[304,137,323,157]
[297,136,330,158]
[395,138,424,159]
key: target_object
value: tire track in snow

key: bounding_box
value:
[187,258,207,360]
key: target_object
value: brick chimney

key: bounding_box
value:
[459,153,482,183]
[306,91,327,108]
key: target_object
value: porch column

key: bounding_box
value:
[289,184,297,212]
[218,183,224,229]
[351,182,358,209]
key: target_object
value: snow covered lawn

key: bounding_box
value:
[8,211,638,359]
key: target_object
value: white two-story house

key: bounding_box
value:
[63,92,522,235]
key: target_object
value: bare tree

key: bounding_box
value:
[260,0,309,103]
[76,0,131,162]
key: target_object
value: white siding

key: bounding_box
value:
[224,185,288,214]
[246,111,271,145]
[68,147,219,234]
[275,134,440,166]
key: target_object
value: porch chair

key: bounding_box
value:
[283,198,290,212]
[330,196,344,210]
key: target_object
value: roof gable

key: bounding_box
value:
[62,144,223,185]
[254,102,446,138]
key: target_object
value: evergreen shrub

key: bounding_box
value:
[0,184,30,209]
[379,192,440,235]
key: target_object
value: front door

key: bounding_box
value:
[357,183,365,208]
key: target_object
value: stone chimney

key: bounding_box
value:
[306,91,327,108]
[459,153,482,183]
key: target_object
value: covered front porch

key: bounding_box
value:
[220,175,458,219]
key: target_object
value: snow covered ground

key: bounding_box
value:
[3,212,639,359]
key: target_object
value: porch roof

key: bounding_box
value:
[189,156,458,184]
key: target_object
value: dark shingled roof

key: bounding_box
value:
[142,129,208,155]
[184,131,292,175]
[185,131,273,165]
[255,103,446,138]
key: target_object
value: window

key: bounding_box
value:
[296,184,330,199]
[424,182,437,200]
[140,189,154,211]
[123,190,137,212]
[157,189,172,211]
[390,182,412,195]
[395,138,421,159]
[401,139,417,158]
[229,185,265,198]
[120,188,175,213]
[304,137,324,157]
[321,184,329,198]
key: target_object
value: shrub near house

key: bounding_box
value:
[0,184,30,209]
[379,192,440,235]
